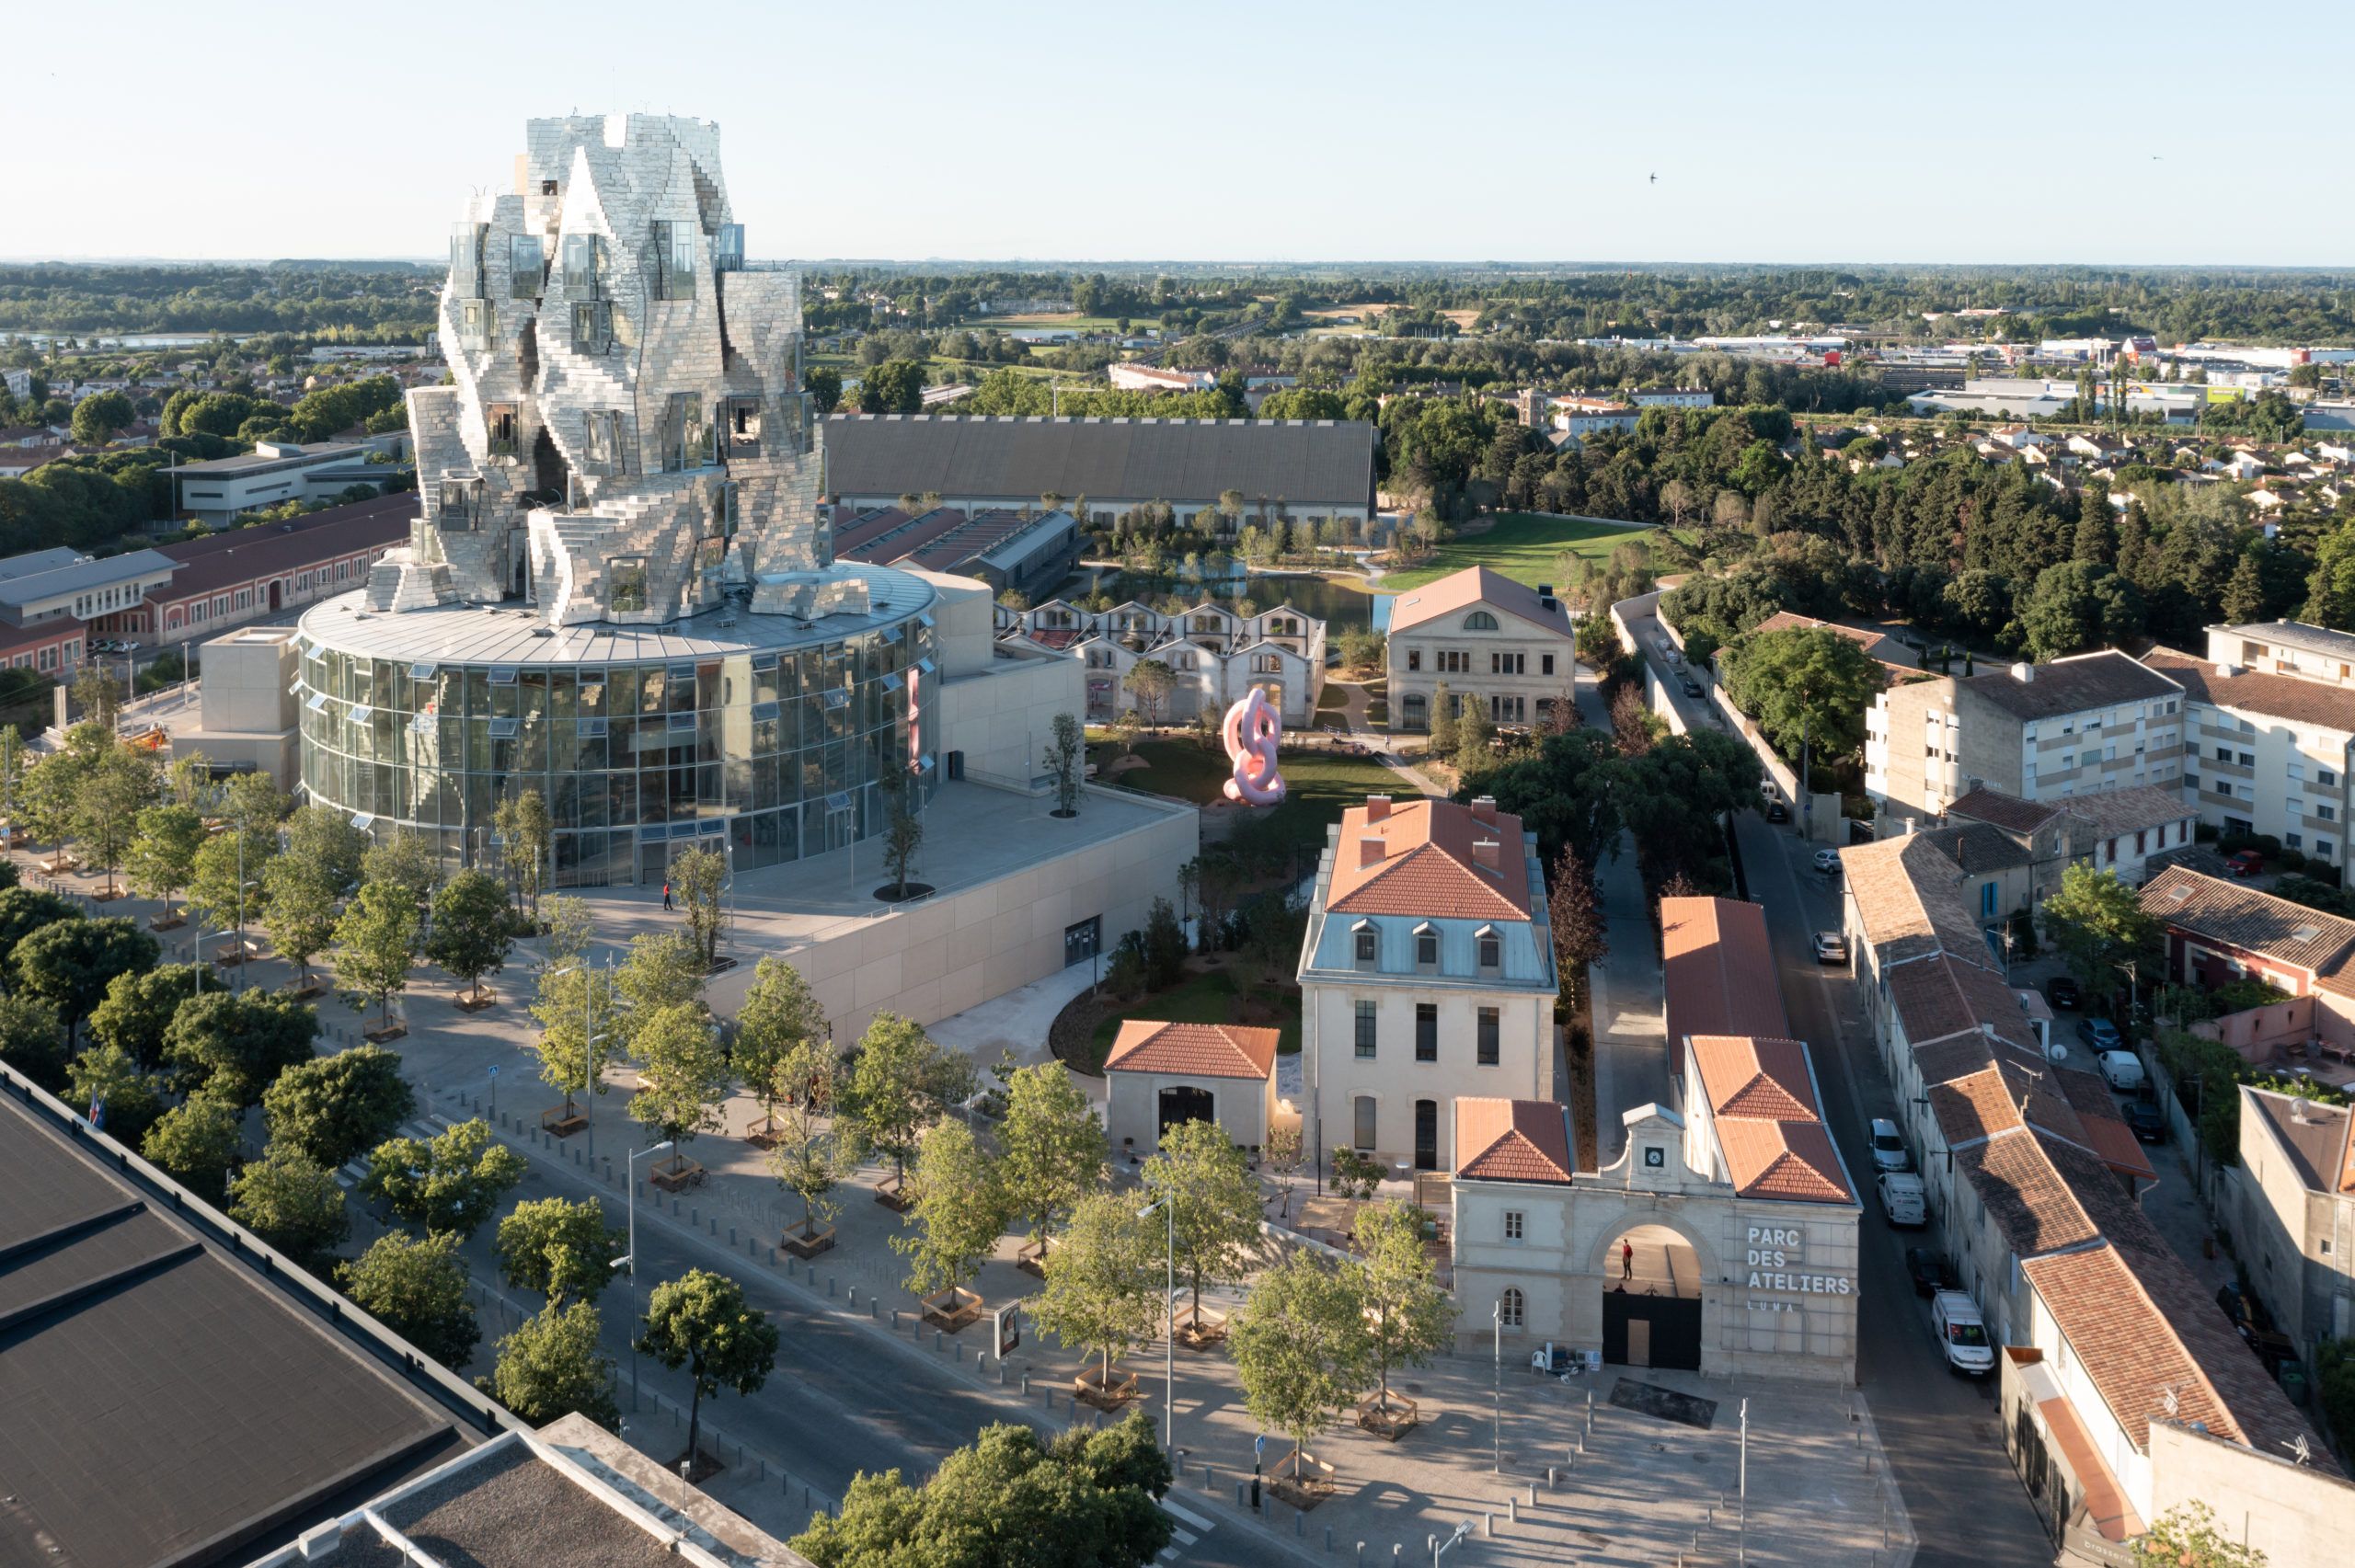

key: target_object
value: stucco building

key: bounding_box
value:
[1384,565,1578,733]
[1102,1020,1280,1163]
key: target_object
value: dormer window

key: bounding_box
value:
[1352,919,1378,972]
[1476,924,1501,974]
[1414,921,1438,973]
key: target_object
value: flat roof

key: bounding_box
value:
[0,547,179,608]
[173,441,363,475]
[296,563,939,666]
[0,1088,477,1568]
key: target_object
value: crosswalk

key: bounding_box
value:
[1155,1495,1212,1562]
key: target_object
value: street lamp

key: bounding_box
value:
[1137,1190,1176,1451]
[625,1139,675,1412]
[1490,1299,1501,1473]
[546,959,611,1156]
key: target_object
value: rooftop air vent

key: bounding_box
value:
[2292,924,2322,944]
[2009,662,2034,683]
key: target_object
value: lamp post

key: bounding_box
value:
[625,1139,675,1412]
[1490,1299,1501,1474]
[546,959,609,1156]
[1137,1190,1176,1450]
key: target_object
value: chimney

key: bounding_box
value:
[1471,795,1499,825]
[1359,836,1386,869]
[1903,818,1918,836]
[1472,837,1500,872]
[1364,794,1392,822]
[2008,662,2034,683]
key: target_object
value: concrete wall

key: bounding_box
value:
[169,627,301,788]
[2146,1418,2355,1565]
[936,649,1085,793]
[1105,1069,1274,1162]
[2190,995,2315,1059]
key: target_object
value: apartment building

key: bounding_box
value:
[2232,1087,2355,1352]
[1296,795,1556,1173]
[2144,638,2355,866]
[1385,565,1578,732]
[1864,651,2187,819]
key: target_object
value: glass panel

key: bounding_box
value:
[609,560,649,613]
[509,234,543,300]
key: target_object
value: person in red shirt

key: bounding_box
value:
[1621,1239,1634,1280]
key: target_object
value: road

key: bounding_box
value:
[1617,625,2053,1568]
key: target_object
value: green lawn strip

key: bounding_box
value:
[1316,683,1350,710]
[1088,967,1302,1066]
[1110,739,1410,863]
[1378,513,1658,593]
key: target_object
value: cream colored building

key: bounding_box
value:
[1863,651,2187,820]
[2231,1086,2355,1353]
[1102,1021,1279,1162]
[1296,795,1555,1173]
[1384,565,1578,733]
[2147,633,2355,868]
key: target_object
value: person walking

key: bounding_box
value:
[1621,1239,1633,1281]
[661,879,673,911]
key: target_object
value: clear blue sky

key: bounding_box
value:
[20,0,2353,267]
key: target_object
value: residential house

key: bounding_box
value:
[1002,596,1328,727]
[2146,637,2355,865]
[1385,565,1577,733]
[2139,866,2355,998]
[2231,1087,2355,1354]
[1630,388,1714,409]
[1296,795,1555,1173]
[1743,611,1921,681]
[2061,784,2201,884]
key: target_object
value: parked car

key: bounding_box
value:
[1868,1117,1911,1173]
[1680,676,1703,698]
[2122,1101,2166,1143]
[2226,849,2265,878]
[2077,1017,2123,1052]
[2046,976,2081,1010]
[1878,1172,1926,1227]
[1813,848,1842,874]
[1904,1247,1955,1298]
[1931,1289,1996,1376]
[1766,800,1789,822]
[2098,1049,2145,1092]
[1812,931,1847,965]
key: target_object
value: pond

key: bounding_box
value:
[1053,567,1379,635]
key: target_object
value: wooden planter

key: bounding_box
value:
[1072,1366,1141,1412]
[746,1115,783,1151]
[362,1023,408,1044]
[541,1105,589,1138]
[873,1173,913,1213]
[922,1286,982,1332]
[454,985,498,1013]
[148,913,186,931]
[283,978,329,1001]
[1173,1302,1229,1348]
[89,886,126,902]
[1015,1234,1061,1280]
[650,1158,706,1194]
[780,1225,836,1260]
[1354,1391,1419,1441]
[1268,1461,1338,1511]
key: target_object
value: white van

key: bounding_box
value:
[1878,1172,1926,1228]
[1931,1289,1996,1377]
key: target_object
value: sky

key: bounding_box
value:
[17,0,2355,269]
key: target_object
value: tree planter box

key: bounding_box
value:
[454,985,498,1013]
[1354,1391,1419,1440]
[363,1024,408,1044]
[283,979,329,1001]
[89,887,126,902]
[650,1159,706,1194]
[1269,1469,1337,1510]
[780,1225,836,1260]
[873,1173,913,1213]
[1173,1302,1229,1348]
[746,1116,783,1151]
[36,854,78,875]
[541,1106,588,1138]
[148,914,186,931]
[1015,1234,1062,1280]
[922,1286,982,1332]
[1073,1367,1141,1411]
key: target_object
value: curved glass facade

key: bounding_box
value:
[295,599,940,887]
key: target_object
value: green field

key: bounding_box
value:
[1106,738,1412,860]
[1378,513,1660,593]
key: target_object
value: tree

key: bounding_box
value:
[891,1119,1009,1301]
[615,930,704,1048]
[533,955,623,1122]
[187,823,273,940]
[1044,712,1084,817]
[1453,692,1494,769]
[362,829,438,910]
[70,666,125,732]
[1264,1124,1304,1213]
[72,744,156,896]
[261,1044,413,1169]
[283,803,369,894]
[635,1269,779,1467]
[360,1116,525,1241]
[479,1300,618,1429]
[629,1001,731,1172]
[14,916,159,1048]
[1032,1189,1163,1392]
[70,389,135,448]
[1354,1200,1455,1413]
[339,1232,480,1368]
[792,1416,1173,1568]
[734,954,828,1139]
[492,788,554,917]
[125,804,206,920]
[260,842,341,989]
[1123,659,1176,730]
[1549,843,1607,1012]
[494,1196,626,1305]
[2128,1501,2267,1568]
[333,879,419,1032]
[1143,896,1186,990]
[2221,549,2267,626]
[1141,1117,1261,1327]
[66,1041,163,1142]
[994,1061,1107,1261]
[143,1090,243,1204]
[1429,680,1456,754]
[672,842,729,967]
[18,747,85,860]
[841,1012,975,1196]
[1719,625,1882,774]
[165,988,318,1107]
[2016,560,2145,659]
[2043,862,2161,1005]
[228,1144,350,1267]
[878,766,924,899]
[1230,1249,1365,1477]
[764,1036,861,1241]
[425,869,512,1005]
[0,887,79,977]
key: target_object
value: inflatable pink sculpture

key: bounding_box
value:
[1222,688,1287,805]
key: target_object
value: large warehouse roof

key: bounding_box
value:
[822,414,1376,509]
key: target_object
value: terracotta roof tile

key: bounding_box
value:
[2062,784,2198,841]
[1717,1119,1854,1203]
[1956,1129,2101,1255]
[1687,1035,1855,1205]
[1386,564,1571,637]
[1948,788,2063,835]
[1327,797,1532,921]
[1104,1021,1278,1081]
[1748,612,1914,670]
[1661,898,1787,1050]
[2023,1244,2244,1452]
[1888,953,2038,1055]
[1453,1097,1575,1184]
[1843,834,1990,965]
[2138,866,2355,976]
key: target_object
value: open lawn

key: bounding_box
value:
[1379,512,1660,593]
[1105,737,1417,860]
[1087,966,1302,1066]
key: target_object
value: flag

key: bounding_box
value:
[88,1093,105,1130]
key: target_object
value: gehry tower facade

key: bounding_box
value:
[378,113,852,624]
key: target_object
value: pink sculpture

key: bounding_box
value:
[1222,688,1287,805]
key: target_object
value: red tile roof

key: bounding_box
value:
[1326,796,1531,921]
[1687,1035,1855,1204]
[1453,1097,1575,1184]
[1660,898,1787,1049]
[1947,788,2063,835]
[151,492,414,602]
[1385,564,1570,637]
[1103,1021,1278,1081]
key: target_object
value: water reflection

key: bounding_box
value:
[1054,567,1377,632]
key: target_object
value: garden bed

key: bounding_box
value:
[362,1024,408,1044]
[148,913,186,931]
[1174,1302,1228,1348]
[873,1173,913,1212]
[541,1105,588,1138]
[650,1159,706,1194]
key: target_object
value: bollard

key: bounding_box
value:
[848,1286,857,1307]
[1237,1482,1246,1509]
[1296,1510,1304,1538]
[892,1310,902,1329]
[1203,1465,1212,1491]
[1527,1484,1535,1507]
[998,1362,1006,1385]
[934,1330,941,1352]
[1356,1543,1364,1567]
[956,1342,964,1363]
[730,1226,736,1245]
[1022,1370,1030,1396]
[1548,1466,1557,1489]
[673,1197,680,1216]
[770,1246,777,1266]
[1508,1498,1516,1525]
[870,1299,878,1319]
[1326,1526,1332,1552]
[1483,1514,1491,1539]
[828,1275,835,1297]
[691,1207,698,1227]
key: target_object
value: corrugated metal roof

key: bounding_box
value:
[823,414,1375,509]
